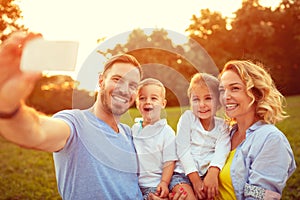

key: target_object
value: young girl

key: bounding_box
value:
[132,78,178,200]
[172,73,230,200]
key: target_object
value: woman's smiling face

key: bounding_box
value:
[219,70,256,121]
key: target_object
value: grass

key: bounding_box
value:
[0,138,61,199]
[276,95,300,199]
[0,95,299,199]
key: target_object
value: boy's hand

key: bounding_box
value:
[156,181,169,198]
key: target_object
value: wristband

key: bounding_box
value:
[0,106,21,119]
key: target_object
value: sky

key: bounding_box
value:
[17,0,281,90]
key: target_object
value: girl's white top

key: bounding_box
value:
[176,110,230,176]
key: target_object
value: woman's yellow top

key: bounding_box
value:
[216,149,236,200]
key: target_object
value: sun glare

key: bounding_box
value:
[260,0,282,9]
[17,0,284,91]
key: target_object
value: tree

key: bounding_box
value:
[186,0,300,95]
[230,0,300,95]
[99,28,217,106]
[271,0,300,95]
[26,75,95,114]
[0,0,27,43]
[230,0,277,60]
[186,9,231,70]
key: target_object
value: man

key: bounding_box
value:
[0,32,143,199]
[0,32,188,200]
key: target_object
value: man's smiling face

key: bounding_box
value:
[99,62,141,116]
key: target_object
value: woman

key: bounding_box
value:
[217,60,296,200]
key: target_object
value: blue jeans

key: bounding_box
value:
[169,172,192,190]
[140,172,193,200]
[140,187,157,200]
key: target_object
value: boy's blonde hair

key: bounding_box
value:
[187,73,220,108]
[137,78,166,99]
[219,60,288,124]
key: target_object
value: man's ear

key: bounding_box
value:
[135,96,139,109]
[162,99,167,109]
[98,73,104,88]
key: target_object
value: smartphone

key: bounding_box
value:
[20,38,79,71]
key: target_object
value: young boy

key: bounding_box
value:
[132,78,178,200]
[173,73,230,200]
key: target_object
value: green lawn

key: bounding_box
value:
[276,95,300,199]
[0,95,299,199]
[0,138,61,199]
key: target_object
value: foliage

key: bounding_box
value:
[95,0,300,100]
[186,0,300,95]
[26,75,95,114]
[0,95,299,199]
[186,9,231,69]
[229,0,300,95]
[0,0,27,42]
[99,28,218,107]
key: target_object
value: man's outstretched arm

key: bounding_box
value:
[0,32,70,152]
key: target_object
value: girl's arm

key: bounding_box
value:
[176,111,197,174]
[188,172,206,199]
[203,166,220,199]
[209,122,230,170]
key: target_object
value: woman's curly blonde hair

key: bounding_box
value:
[219,60,288,124]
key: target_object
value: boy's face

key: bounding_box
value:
[190,85,218,121]
[136,84,166,125]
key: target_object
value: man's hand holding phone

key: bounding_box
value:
[0,32,79,117]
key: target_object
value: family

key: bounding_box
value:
[0,32,296,200]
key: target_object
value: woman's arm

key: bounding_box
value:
[245,132,296,199]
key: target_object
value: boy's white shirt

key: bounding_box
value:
[132,118,178,187]
[176,110,230,176]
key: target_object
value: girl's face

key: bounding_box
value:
[136,84,166,126]
[190,85,218,121]
[219,70,256,121]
